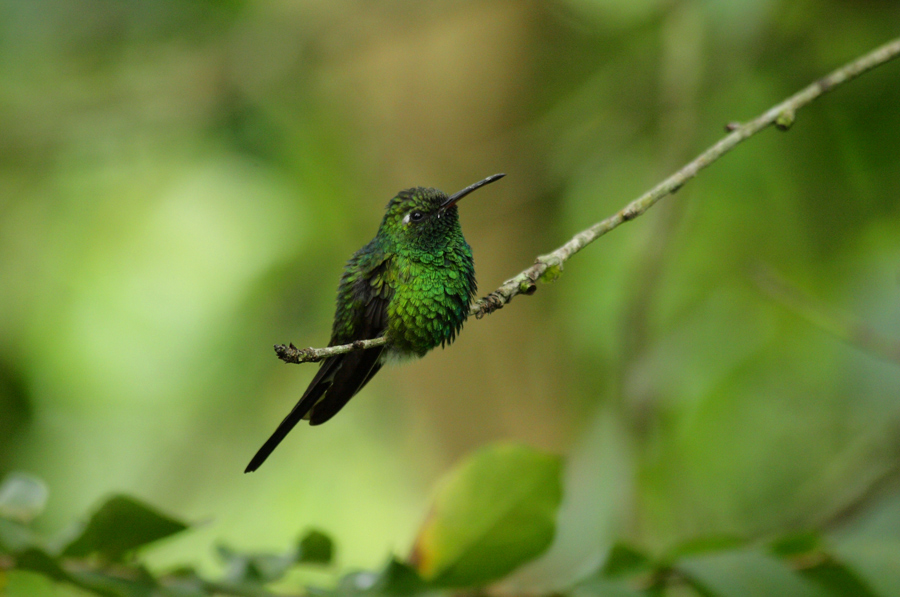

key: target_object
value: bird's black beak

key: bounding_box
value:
[440,173,505,210]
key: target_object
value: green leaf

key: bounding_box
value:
[602,543,652,578]
[68,566,160,597]
[298,529,334,564]
[4,570,58,597]
[769,531,821,557]
[0,473,48,523]
[61,495,188,562]
[799,558,877,597]
[409,443,563,587]
[370,558,430,596]
[14,547,152,597]
[665,535,746,562]
[833,540,900,597]
[677,549,828,597]
[15,547,72,583]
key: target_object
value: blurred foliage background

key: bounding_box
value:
[1,0,900,590]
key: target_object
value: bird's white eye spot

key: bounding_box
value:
[404,210,424,225]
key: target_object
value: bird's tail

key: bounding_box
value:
[244,379,329,473]
[244,344,384,473]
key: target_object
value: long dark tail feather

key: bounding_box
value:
[244,356,341,473]
[244,345,385,472]
[244,381,328,473]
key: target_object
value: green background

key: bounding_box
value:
[1,0,899,589]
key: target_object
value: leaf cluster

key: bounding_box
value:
[0,473,330,596]
[3,444,899,597]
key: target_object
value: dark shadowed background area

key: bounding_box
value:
[2,0,900,588]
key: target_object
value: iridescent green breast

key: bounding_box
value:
[386,243,476,357]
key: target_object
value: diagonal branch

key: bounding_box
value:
[276,36,900,365]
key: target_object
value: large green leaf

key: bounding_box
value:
[677,549,827,597]
[61,495,188,562]
[410,443,563,587]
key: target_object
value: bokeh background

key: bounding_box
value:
[2,0,900,588]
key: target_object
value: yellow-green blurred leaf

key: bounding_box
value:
[410,443,562,587]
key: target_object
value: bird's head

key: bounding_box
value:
[378,174,504,253]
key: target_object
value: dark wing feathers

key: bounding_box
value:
[307,346,383,425]
[244,254,392,472]
[307,258,391,425]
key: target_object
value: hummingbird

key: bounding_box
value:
[245,173,505,472]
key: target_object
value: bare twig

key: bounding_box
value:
[277,36,900,365]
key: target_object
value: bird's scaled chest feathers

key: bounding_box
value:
[385,250,475,356]
[337,244,475,359]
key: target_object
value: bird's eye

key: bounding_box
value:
[409,210,424,222]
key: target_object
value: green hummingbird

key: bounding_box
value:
[245,173,505,472]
